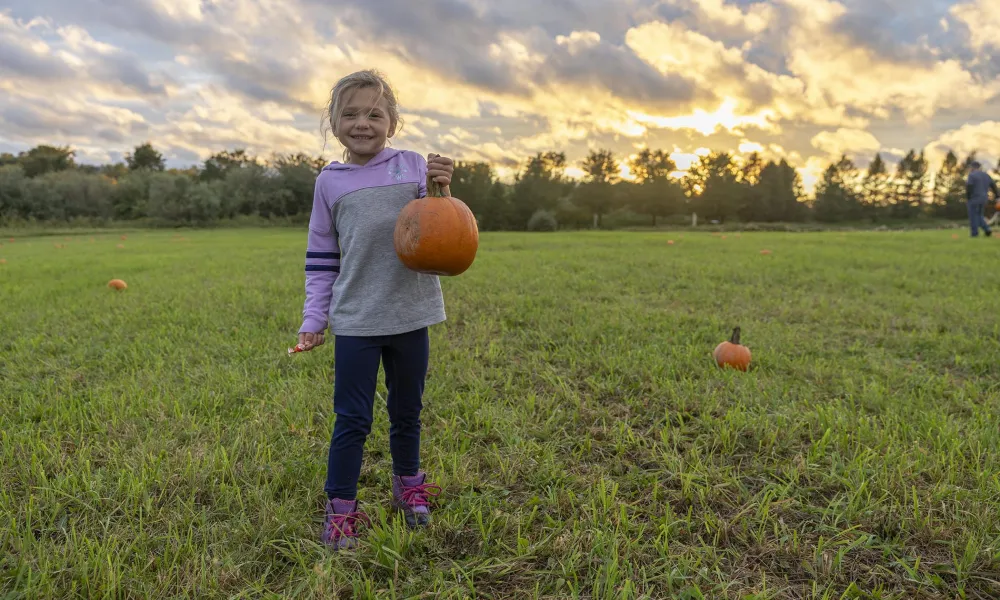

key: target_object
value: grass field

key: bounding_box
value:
[2,227,1000,599]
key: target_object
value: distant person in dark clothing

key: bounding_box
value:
[966,161,999,237]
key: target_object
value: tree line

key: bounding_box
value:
[0,142,997,230]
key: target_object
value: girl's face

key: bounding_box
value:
[336,86,393,165]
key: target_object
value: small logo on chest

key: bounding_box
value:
[387,163,409,182]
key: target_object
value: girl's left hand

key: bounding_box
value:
[427,153,454,191]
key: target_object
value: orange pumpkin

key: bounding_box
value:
[393,173,479,276]
[108,279,127,290]
[995,200,1000,212]
[713,327,751,371]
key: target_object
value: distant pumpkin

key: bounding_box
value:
[713,327,751,371]
[760,249,772,255]
[108,279,127,290]
[0,259,6,265]
[117,244,125,249]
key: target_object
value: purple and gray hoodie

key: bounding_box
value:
[299,148,446,337]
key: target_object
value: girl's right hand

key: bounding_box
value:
[298,331,325,351]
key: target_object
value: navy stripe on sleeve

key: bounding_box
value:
[306,251,341,260]
[305,265,340,272]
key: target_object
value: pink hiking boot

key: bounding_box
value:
[391,472,441,528]
[321,498,370,550]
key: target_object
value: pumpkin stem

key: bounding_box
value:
[730,327,741,345]
[427,175,443,198]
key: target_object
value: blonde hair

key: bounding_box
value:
[322,69,403,163]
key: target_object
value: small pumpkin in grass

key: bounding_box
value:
[759,249,772,255]
[108,279,127,290]
[393,171,479,276]
[713,327,751,371]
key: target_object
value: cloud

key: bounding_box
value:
[0,0,998,190]
[924,121,1000,169]
[825,0,966,63]
[0,92,149,149]
[777,0,999,122]
[325,0,533,96]
[950,0,1000,51]
[659,0,776,36]
[538,31,699,110]
[810,128,882,158]
[0,13,171,97]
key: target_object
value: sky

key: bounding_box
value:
[1,0,999,193]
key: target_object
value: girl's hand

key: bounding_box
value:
[298,331,325,351]
[427,153,454,194]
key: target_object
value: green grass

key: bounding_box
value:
[2,228,1000,599]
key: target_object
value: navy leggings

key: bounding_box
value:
[325,327,429,500]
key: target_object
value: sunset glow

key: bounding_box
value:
[1,0,998,194]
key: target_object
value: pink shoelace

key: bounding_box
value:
[399,482,442,508]
[326,509,370,540]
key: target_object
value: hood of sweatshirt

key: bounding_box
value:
[322,147,402,172]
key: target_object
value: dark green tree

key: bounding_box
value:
[891,149,928,218]
[17,145,76,178]
[200,149,258,182]
[744,159,805,222]
[575,149,621,227]
[813,155,863,222]
[628,149,682,226]
[510,151,571,229]
[125,142,166,171]
[931,150,968,219]
[628,149,674,183]
[687,152,742,221]
[861,153,890,221]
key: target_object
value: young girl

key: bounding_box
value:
[297,69,453,550]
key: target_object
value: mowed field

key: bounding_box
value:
[2,227,1000,599]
